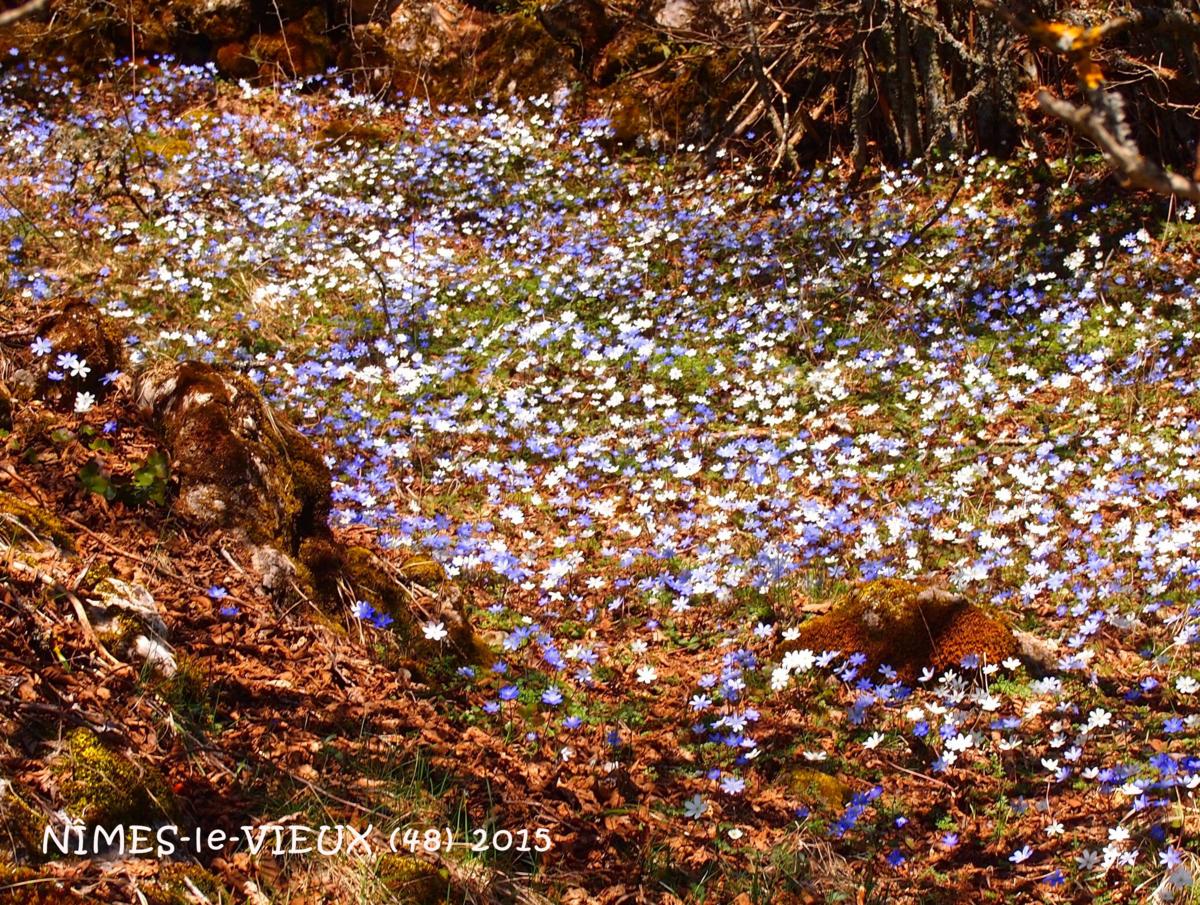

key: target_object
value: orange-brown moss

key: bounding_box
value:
[788,579,1016,680]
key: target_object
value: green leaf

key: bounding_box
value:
[79,460,116,501]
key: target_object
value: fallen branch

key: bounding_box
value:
[0,0,48,28]
[980,0,1200,202]
[1038,91,1200,202]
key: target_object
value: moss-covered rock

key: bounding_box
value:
[300,538,485,666]
[52,729,175,829]
[785,578,1016,680]
[136,359,483,664]
[134,360,331,553]
[33,301,126,410]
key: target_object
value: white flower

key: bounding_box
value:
[630,640,648,654]
[1176,676,1199,695]
[671,455,702,479]
[636,665,658,684]
[945,732,974,753]
[682,794,707,819]
[1085,708,1111,731]
[781,648,815,672]
[422,621,448,642]
[74,391,96,414]
[1045,822,1064,837]
[863,731,886,750]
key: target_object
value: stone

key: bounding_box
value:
[339,0,400,24]
[247,7,333,78]
[89,579,177,678]
[175,0,254,43]
[251,544,298,594]
[536,0,614,71]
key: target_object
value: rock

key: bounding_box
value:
[91,578,167,639]
[251,544,298,595]
[398,552,446,586]
[536,0,614,72]
[785,578,1016,680]
[591,23,668,86]
[214,41,259,79]
[134,360,332,554]
[247,7,333,78]
[34,300,126,410]
[175,0,254,43]
[88,579,176,678]
[653,0,696,29]
[136,359,483,667]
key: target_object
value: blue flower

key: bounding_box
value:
[499,684,520,701]
[207,585,229,600]
[541,687,563,706]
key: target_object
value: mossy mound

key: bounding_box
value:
[0,779,50,863]
[134,360,331,553]
[139,864,227,905]
[780,767,851,814]
[52,729,175,829]
[377,853,452,904]
[0,491,74,551]
[787,579,1016,680]
[34,301,126,409]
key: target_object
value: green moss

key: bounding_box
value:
[140,864,226,905]
[0,492,73,551]
[398,553,445,587]
[0,780,48,862]
[780,767,851,814]
[377,853,451,904]
[53,730,174,827]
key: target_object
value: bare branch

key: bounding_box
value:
[1038,91,1200,202]
[0,0,49,28]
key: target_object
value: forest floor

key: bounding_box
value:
[1,58,1200,904]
